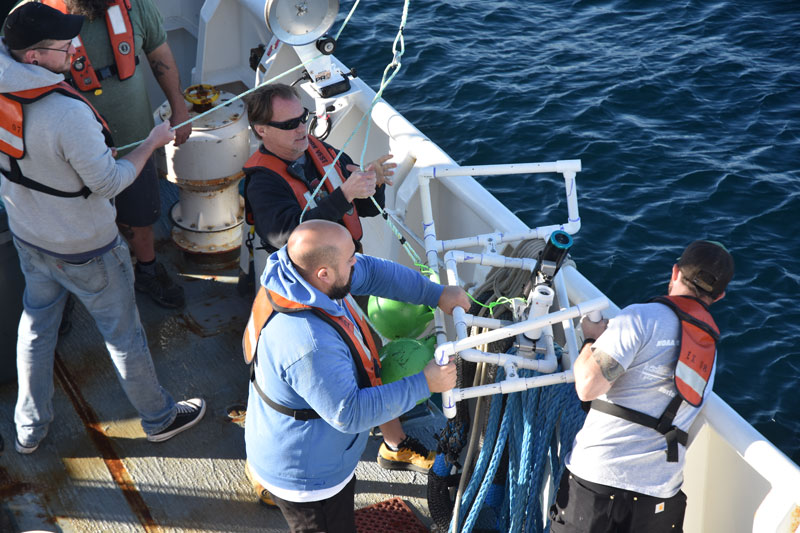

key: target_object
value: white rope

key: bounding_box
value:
[300,0,421,266]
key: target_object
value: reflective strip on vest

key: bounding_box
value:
[323,163,343,188]
[675,363,707,406]
[107,4,127,34]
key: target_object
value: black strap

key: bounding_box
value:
[94,55,140,82]
[1,159,92,198]
[247,294,375,420]
[590,396,688,463]
[650,296,719,341]
[249,363,321,420]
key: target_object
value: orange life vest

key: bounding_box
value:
[43,0,137,93]
[653,295,719,406]
[242,136,364,242]
[0,82,113,198]
[243,286,381,419]
[589,295,719,462]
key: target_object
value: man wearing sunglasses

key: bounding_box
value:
[0,2,206,454]
[243,83,395,258]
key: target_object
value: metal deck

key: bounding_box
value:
[0,184,444,532]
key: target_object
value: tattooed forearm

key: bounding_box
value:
[149,59,170,78]
[592,349,625,382]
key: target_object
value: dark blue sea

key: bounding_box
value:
[337,0,800,463]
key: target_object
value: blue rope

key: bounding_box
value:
[461,391,514,533]
[454,353,587,533]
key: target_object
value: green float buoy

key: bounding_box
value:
[368,296,433,340]
[379,337,437,404]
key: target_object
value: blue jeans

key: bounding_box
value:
[13,237,176,446]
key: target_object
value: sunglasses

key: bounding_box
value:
[266,108,311,130]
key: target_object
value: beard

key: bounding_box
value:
[65,0,109,20]
[327,266,354,300]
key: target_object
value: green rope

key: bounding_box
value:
[335,0,362,41]
[467,293,526,315]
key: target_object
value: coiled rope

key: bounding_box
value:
[456,370,585,533]
[427,239,584,533]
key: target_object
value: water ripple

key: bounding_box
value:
[337,0,800,461]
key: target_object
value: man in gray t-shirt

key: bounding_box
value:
[550,240,734,533]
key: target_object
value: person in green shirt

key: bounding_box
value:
[48,0,191,309]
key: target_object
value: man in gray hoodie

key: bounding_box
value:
[0,2,205,454]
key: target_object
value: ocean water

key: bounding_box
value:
[336,0,800,463]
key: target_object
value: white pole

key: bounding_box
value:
[435,297,609,360]
[454,370,575,401]
[429,160,581,178]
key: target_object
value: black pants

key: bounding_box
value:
[549,469,687,533]
[271,475,357,533]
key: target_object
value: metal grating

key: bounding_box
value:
[355,497,429,533]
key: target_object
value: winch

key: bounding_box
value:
[154,84,250,260]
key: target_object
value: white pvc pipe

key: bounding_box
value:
[438,227,552,254]
[454,370,575,401]
[419,160,582,179]
[423,162,582,252]
[553,268,581,370]
[563,171,580,234]
[419,174,458,416]
[435,297,609,360]
[463,314,512,329]
[448,249,537,272]
[524,285,555,341]
[459,348,556,373]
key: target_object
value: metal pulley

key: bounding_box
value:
[264,0,350,97]
[264,0,338,46]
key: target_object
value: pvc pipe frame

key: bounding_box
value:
[419,161,595,417]
[438,250,608,417]
[418,161,582,254]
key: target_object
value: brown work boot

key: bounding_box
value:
[377,436,435,473]
[245,461,277,507]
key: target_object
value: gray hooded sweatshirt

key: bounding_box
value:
[0,42,138,258]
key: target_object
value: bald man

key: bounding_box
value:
[243,220,469,532]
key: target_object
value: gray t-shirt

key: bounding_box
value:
[566,301,716,498]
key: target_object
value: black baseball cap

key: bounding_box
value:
[3,2,84,51]
[677,240,734,299]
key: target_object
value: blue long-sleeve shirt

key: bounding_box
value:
[244,247,443,495]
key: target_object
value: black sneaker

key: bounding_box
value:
[134,262,186,309]
[147,398,206,442]
[15,437,39,455]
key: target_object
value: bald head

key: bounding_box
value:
[287,220,354,277]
